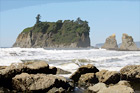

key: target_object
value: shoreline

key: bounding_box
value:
[1,47,140,51]
[0,61,140,92]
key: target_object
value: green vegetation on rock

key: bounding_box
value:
[21,18,90,44]
[13,15,90,48]
[22,27,33,33]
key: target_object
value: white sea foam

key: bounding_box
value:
[0,48,140,72]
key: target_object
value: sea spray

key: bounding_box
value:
[0,48,140,72]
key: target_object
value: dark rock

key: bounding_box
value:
[119,33,139,51]
[12,73,72,92]
[120,65,140,82]
[78,73,98,88]
[66,78,75,92]
[96,70,120,84]
[70,64,99,82]
[85,83,107,93]
[101,34,118,50]
[129,81,140,93]
[49,66,57,74]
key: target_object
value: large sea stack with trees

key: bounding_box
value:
[13,14,90,48]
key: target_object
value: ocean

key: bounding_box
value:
[0,48,140,74]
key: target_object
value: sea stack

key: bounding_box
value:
[13,16,90,48]
[101,34,118,50]
[119,33,139,51]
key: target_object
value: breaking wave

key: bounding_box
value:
[0,48,140,72]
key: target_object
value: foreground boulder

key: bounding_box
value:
[99,85,134,93]
[96,70,120,84]
[1,61,71,89]
[0,63,27,87]
[24,61,71,74]
[0,61,72,90]
[85,81,134,93]
[98,82,134,93]
[78,73,98,88]
[70,64,99,82]
[117,80,131,87]
[0,61,49,85]
[120,33,139,51]
[120,65,140,82]
[25,61,49,74]
[101,34,118,50]
[85,83,107,93]
[12,73,72,92]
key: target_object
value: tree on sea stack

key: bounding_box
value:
[36,14,41,24]
[76,17,83,24]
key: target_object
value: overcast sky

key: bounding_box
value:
[0,0,140,47]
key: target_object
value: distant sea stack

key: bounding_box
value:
[119,33,139,51]
[13,15,90,48]
[101,34,118,50]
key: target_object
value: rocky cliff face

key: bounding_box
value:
[13,19,90,48]
[119,33,139,51]
[101,34,118,50]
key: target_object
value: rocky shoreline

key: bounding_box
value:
[0,61,140,93]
